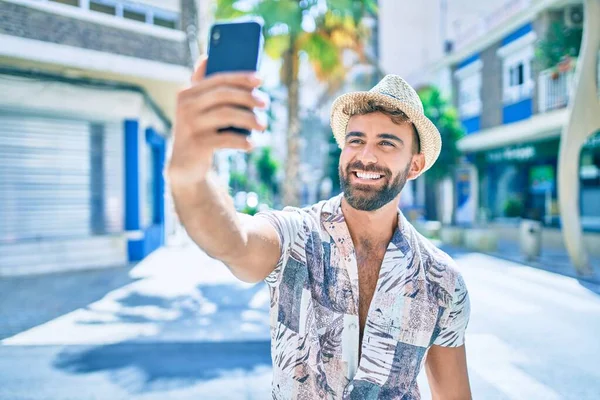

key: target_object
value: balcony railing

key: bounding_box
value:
[538,65,576,113]
[538,52,600,114]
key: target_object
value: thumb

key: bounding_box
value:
[191,55,208,82]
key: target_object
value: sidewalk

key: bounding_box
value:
[1,244,271,346]
[441,240,600,286]
[1,243,273,400]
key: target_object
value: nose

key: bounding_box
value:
[356,143,378,165]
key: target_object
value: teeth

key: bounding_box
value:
[356,172,381,180]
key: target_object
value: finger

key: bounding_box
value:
[191,55,208,82]
[208,133,253,151]
[182,73,262,100]
[194,106,266,133]
[185,87,267,114]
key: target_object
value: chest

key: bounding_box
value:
[355,245,386,331]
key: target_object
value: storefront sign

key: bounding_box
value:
[484,139,560,164]
[486,145,536,163]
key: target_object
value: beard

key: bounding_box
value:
[339,160,411,212]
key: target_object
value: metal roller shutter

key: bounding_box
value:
[0,113,92,242]
[0,111,126,275]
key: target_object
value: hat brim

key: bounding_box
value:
[330,91,442,174]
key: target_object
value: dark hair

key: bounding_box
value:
[344,100,421,154]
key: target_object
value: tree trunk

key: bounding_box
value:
[282,40,301,207]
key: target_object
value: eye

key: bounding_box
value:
[348,139,363,145]
[380,140,395,147]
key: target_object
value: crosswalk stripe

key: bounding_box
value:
[457,254,600,312]
[466,277,542,315]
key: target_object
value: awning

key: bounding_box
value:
[457,108,569,152]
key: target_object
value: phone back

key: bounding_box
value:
[206,20,263,76]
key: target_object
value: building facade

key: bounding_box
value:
[449,0,600,230]
[0,0,196,275]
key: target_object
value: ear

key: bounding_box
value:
[407,153,426,180]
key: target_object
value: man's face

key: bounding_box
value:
[339,112,424,212]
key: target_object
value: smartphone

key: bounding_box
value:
[206,18,264,135]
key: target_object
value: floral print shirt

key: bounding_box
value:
[256,194,470,399]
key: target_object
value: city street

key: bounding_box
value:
[1,245,599,400]
[2,1,600,399]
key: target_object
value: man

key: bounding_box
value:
[168,57,472,399]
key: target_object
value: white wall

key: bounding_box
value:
[378,0,443,81]
[378,0,508,87]
[0,74,168,133]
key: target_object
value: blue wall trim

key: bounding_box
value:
[124,120,140,232]
[145,127,165,148]
[457,53,480,69]
[503,98,533,124]
[461,116,481,134]
[144,224,165,254]
[128,239,145,262]
[141,128,167,258]
[129,225,164,261]
[502,23,533,46]
[145,128,166,226]
[125,123,167,262]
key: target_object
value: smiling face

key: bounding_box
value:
[339,110,425,212]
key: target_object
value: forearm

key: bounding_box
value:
[170,170,247,264]
[426,345,472,400]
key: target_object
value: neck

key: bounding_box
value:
[340,194,400,246]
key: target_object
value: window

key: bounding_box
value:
[90,1,116,15]
[455,59,483,119]
[123,9,146,23]
[502,53,533,104]
[508,62,526,87]
[459,75,482,117]
[154,16,177,29]
[47,0,180,30]
[509,63,524,86]
[50,0,79,6]
[497,31,537,105]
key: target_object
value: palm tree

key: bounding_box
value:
[215,0,378,206]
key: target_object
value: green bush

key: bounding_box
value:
[535,21,582,71]
[503,197,524,218]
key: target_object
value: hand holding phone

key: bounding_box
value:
[170,58,266,183]
[169,19,266,186]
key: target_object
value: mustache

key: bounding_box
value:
[345,161,391,177]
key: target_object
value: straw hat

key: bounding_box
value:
[330,74,442,174]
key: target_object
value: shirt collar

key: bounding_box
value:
[320,193,412,256]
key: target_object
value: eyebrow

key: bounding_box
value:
[345,131,405,145]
